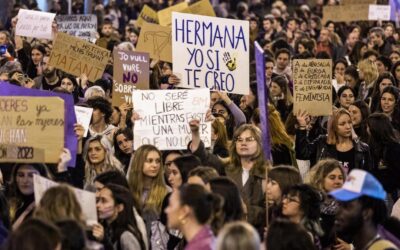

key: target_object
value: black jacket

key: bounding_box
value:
[295,129,371,170]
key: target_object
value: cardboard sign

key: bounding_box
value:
[136,5,158,27]
[34,175,98,226]
[322,5,370,23]
[16,9,56,40]
[113,49,150,106]
[158,2,189,26]
[56,15,97,41]
[293,59,333,116]
[133,89,211,150]
[74,106,93,137]
[0,96,64,163]
[342,0,376,4]
[172,13,250,95]
[183,0,216,17]
[368,5,391,21]
[49,32,110,82]
[136,22,172,63]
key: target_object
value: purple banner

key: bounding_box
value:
[254,42,272,161]
[0,82,77,167]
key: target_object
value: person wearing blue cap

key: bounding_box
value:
[330,169,398,250]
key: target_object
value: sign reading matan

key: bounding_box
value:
[172,12,250,95]
[49,32,110,82]
[0,96,65,163]
[133,89,210,150]
[293,59,333,116]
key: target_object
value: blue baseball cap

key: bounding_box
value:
[330,169,386,201]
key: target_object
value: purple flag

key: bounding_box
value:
[254,42,272,160]
[0,82,77,166]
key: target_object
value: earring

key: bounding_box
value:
[178,215,187,225]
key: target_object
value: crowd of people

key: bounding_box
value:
[1,0,400,249]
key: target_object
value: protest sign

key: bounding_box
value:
[74,106,93,137]
[368,5,391,21]
[182,0,216,17]
[0,82,78,167]
[16,9,56,40]
[112,49,150,106]
[172,13,249,95]
[136,22,172,63]
[56,15,97,41]
[293,59,333,116]
[133,89,210,150]
[34,175,98,226]
[49,32,110,82]
[322,5,370,23]
[136,5,158,27]
[0,96,64,163]
[158,2,189,26]
[254,42,271,161]
[342,0,376,4]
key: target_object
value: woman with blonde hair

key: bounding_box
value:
[252,105,296,166]
[216,221,260,250]
[83,135,124,189]
[357,59,379,101]
[34,185,85,226]
[296,108,371,173]
[226,124,267,235]
[211,119,229,158]
[128,144,169,233]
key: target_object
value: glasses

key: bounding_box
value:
[235,137,256,143]
[283,195,300,203]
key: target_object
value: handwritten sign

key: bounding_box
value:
[49,32,110,82]
[112,49,150,106]
[368,5,391,21]
[342,0,376,4]
[322,5,370,23]
[74,106,93,137]
[136,22,172,63]
[172,13,249,95]
[56,15,97,41]
[133,89,211,150]
[183,0,216,17]
[136,5,158,27]
[293,59,332,116]
[158,2,189,26]
[0,96,64,163]
[16,9,56,40]
[34,175,98,226]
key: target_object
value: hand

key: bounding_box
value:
[130,111,141,124]
[189,119,200,134]
[79,73,88,89]
[335,73,345,84]
[216,91,232,105]
[205,109,215,122]
[334,238,351,250]
[57,148,71,172]
[92,223,104,242]
[119,102,131,118]
[168,74,181,85]
[296,109,310,127]
[150,59,159,69]
[74,123,85,141]
[14,35,23,51]
[11,16,18,29]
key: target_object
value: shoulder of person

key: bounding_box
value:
[119,231,141,250]
[368,238,398,250]
[354,140,369,152]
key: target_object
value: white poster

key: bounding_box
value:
[74,106,93,137]
[33,175,98,226]
[368,5,391,21]
[172,12,250,95]
[56,15,97,41]
[133,89,211,150]
[16,9,56,40]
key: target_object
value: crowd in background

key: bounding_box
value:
[0,0,400,249]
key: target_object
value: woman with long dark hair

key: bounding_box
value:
[376,86,400,133]
[95,183,146,250]
[113,128,133,172]
[367,113,400,201]
[348,100,370,143]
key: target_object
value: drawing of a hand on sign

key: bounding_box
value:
[223,52,237,71]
